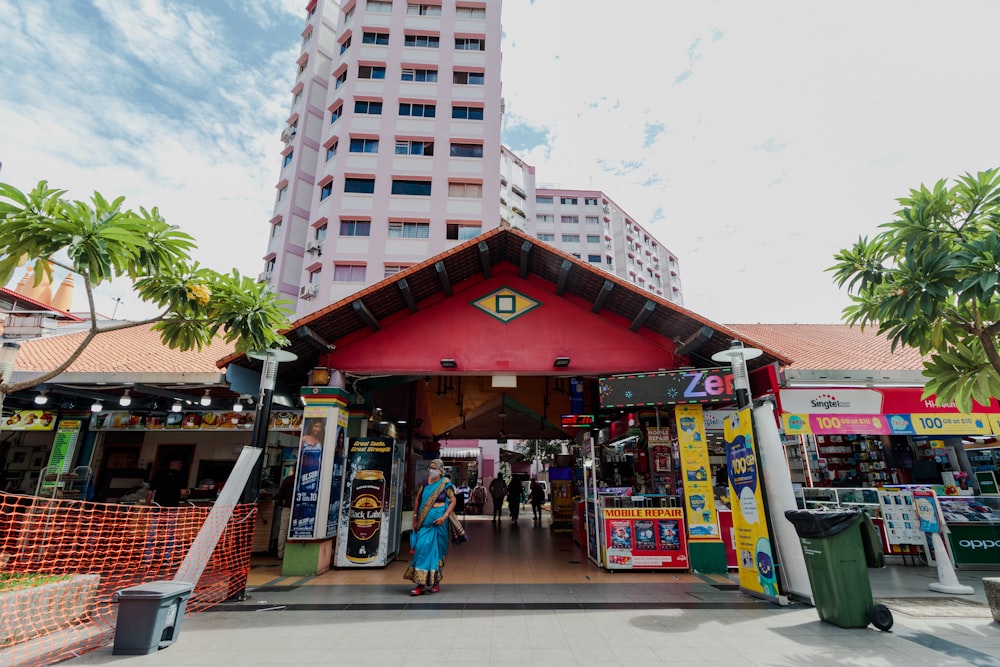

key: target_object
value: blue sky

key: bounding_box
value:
[3,0,1000,325]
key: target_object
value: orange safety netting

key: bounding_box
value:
[0,492,256,667]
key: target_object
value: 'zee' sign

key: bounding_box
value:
[599,368,735,408]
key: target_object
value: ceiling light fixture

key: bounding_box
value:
[34,391,49,406]
[553,356,571,367]
[200,390,212,407]
[171,400,183,413]
[119,390,132,407]
[440,358,457,368]
[233,399,244,413]
[91,401,103,413]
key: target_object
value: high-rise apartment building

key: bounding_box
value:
[261,0,682,317]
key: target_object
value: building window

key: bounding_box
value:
[282,151,294,167]
[331,104,343,123]
[277,185,288,201]
[344,177,375,193]
[358,64,386,79]
[350,137,379,153]
[270,220,282,238]
[335,70,347,88]
[588,254,602,263]
[455,37,485,51]
[560,197,578,205]
[326,141,338,161]
[537,233,554,242]
[366,0,392,13]
[395,140,434,155]
[447,223,481,240]
[560,215,579,224]
[339,35,352,54]
[340,219,371,236]
[407,3,441,15]
[402,67,438,82]
[453,70,484,85]
[388,221,430,238]
[536,195,553,204]
[585,197,598,205]
[320,182,333,200]
[451,105,484,120]
[448,182,482,198]
[587,235,601,244]
[391,179,432,196]
[456,6,486,18]
[449,143,483,158]
[334,264,366,282]
[307,268,320,286]
[384,264,410,277]
[536,214,553,223]
[404,34,440,48]
[362,31,389,45]
[355,100,383,114]
[316,224,328,242]
[585,216,600,225]
[562,234,580,243]
[399,102,435,117]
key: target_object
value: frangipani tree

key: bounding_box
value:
[829,168,1000,412]
[0,180,291,395]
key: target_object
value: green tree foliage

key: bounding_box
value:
[829,168,1000,412]
[515,439,567,467]
[0,180,291,394]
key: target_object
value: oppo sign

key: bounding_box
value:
[959,539,1000,550]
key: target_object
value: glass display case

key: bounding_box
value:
[801,487,881,517]
[937,496,1000,568]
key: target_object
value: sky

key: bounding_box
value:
[2,0,1000,325]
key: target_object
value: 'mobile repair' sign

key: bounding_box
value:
[599,368,735,409]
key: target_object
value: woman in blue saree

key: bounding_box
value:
[404,459,457,595]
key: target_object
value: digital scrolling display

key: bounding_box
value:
[599,367,736,408]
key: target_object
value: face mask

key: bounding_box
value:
[428,469,441,481]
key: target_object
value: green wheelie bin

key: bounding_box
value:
[784,509,893,631]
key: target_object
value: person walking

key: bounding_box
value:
[489,476,507,525]
[404,459,457,596]
[529,478,545,522]
[506,477,522,524]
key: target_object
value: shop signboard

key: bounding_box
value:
[1,410,57,431]
[725,407,779,599]
[912,488,942,533]
[780,389,885,415]
[89,409,304,432]
[599,367,735,409]
[674,404,721,540]
[648,428,672,473]
[976,471,1000,495]
[602,507,688,569]
[945,523,1000,566]
[887,413,991,436]
[335,436,397,568]
[782,413,890,436]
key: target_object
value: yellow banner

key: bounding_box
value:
[675,405,721,542]
[725,407,778,598]
[907,413,991,435]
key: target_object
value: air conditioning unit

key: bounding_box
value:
[305,240,323,254]
[299,283,318,299]
[280,131,291,144]
[602,205,610,214]
[257,270,272,282]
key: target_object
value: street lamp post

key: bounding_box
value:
[0,341,21,415]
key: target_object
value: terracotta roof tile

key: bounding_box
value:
[13,324,235,374]
[727,324,928,371]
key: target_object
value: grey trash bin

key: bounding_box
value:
[112,580,195,655]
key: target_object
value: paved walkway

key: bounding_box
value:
[64,564,1000,666]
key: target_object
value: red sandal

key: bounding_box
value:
[429,584,440,593]
[409,587,424,596]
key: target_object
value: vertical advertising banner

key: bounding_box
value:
[325,410,349,538]
[46,419,82,473]
[335,437,395,568]
[289,408,328,539]
[675,405,721,541]
[725,407,778,599]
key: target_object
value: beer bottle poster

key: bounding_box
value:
[290,415,327,539]
[325,422,348,538]
[334,436,395,568]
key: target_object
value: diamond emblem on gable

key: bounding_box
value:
[471,288,540,322]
